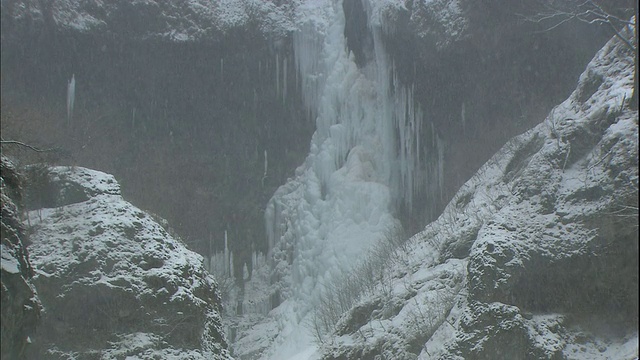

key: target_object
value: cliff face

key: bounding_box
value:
[1,0,310,262]
[320,28,638,360]
[21,166,233,359]
[0,0,617,255]
[1,156,41,359]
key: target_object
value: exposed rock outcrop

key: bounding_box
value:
[23,166,233,359]
[1,156,41,359]
[321,27,638,360]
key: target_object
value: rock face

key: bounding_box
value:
[1,0,311,262]
[0,0,616,254]
[22,166,233,359]
[1,0,294,41]
[320,30,638,360]
[1,156,41,359]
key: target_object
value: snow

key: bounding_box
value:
[225,1,458,355]
[26,166,231,359]
[275,0,437,282]
[19,0,635,358]
[282,346,319,360]
[1,244,21,274]
[408,0,467,48]
[20,0,296,41]
[245,13,637,360]
[51,0,107,32]
[47,166,121,196]
[562,332,639,360]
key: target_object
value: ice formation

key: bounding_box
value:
[67,74,75,126]
[233,0,445,358]
[267,0,443,303]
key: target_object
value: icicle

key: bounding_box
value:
[220,58,224,83]
[283,56,288,104]
[208,232,213,263]
[461,102,466,134]
[276,53,280,97]
[261,0,441,328]
[265,203,274,255]
[437,134,445,202]
[251,251,257,278]
[264,150,268,178]
[66,74,75,127]
[293,22,326,122]
[224,230,229,277]
[253,89,258,114]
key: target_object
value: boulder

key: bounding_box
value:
[24,166,233,359]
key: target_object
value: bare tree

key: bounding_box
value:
[529,1,634,48]
[523,0,638,109]
[0,139,59,153]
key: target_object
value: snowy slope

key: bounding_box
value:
[320,22,638,360]
[25,166,233,359]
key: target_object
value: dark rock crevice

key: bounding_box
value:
[343,0,373,68]
[0,156,42,359]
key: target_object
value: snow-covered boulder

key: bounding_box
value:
[24,166,233,359]
[321,27,638,360]
[23,165,120,210]
[1,156,42,359]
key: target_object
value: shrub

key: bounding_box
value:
[309,226,406,343]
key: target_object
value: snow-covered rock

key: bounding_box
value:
[1,156,42,359]
[1,0,465,44]
[2,0,295,41]
[406,0,467,49]
[23,166,233,359]
[320,26,638,360]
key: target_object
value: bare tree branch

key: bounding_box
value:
[0,140,59,153]
[521,0,636,52]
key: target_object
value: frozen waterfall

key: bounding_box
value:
[235,1,445,358]
[67,74,75,126]
[265,0,441,308]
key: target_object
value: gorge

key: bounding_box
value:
[1,0,637,359]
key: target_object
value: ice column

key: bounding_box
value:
[67,74,75,126]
